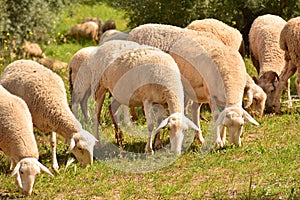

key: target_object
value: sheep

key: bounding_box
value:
[66,21,99,42]
[128,24,259,147]
[272,16,300,114]
[72,40,200,155]
[99,29,129,45]
[101,19,117,33]
[244,74,267,117]
[23,41,46,59]
[38,57,68,71]
[186,18,245,57]
[0,85,53,196]
[185,18,266,116]
[248,14,288,113]
[0,60,98,172]
[69,46,97,121]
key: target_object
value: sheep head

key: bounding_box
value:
[253,71,279,112]
[10,158,53,196]
[216,107,259,147]
[68,129,98,167]
[155,112,199,155]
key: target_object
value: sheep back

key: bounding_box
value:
[0,60,80,139]
[249,14,286,75]
[0,85,39,162]
[100,44,183,111]
[186,18,244,55]
[280,16,300,68]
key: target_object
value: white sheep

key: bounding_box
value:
[0,85,53,196]
[99,29,129,45]
[243,74,267,117]
[69,46,97,121]
[128,24,259,147]
[0,60,98,172]
[186,18,245,57]
[185,18,266,115]
[73,40,199,154]
[272,16,300,113]
[249,14,289,113]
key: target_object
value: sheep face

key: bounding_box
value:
[10,158,53,196]
[69,130,98,167]
[217,107,259,147]
[156,112,199,155]
[222,109,245,146]
[254,71,279,112]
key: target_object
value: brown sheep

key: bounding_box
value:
[38,57,68,71]
[66,21,99,42]
[102,19,117,33]
[23,41,46,59]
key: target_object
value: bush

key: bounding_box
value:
[0,0,77,70]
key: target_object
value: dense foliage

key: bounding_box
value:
[105,0,300,53]
[0,0,77,64]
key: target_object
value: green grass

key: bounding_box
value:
[1,2,300,200]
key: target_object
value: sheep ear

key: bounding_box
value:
[184,116,200,131]
[10,161,21,177]
[67,138,76,152]
[155,117,169,133]
[243,109,259,125]
[37,162,54,177]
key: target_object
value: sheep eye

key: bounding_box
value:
[77,147,83,151]
[20,171,24,175]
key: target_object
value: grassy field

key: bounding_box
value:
[1,2,300,200]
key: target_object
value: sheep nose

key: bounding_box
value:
[23,190,31,196]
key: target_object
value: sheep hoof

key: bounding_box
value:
[52,165,59,173]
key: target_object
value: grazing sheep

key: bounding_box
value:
[23,41,46,59]
[249,14,288,113]
[186,18,245,57]
[38,57,68,71]
[102,19,117,33]
[128,24,259,147]
[99,29,129,45]
[66,21,99,42]
[244,74,267,117]
[73,40,199,154]
[69,46,97,120]
[272,16,300,113]
[0,85,53,196]
[185,19,264,113]
[0,60,98,172]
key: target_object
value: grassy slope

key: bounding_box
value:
[0,2,300,200]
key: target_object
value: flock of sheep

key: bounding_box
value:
[1,14,300,196]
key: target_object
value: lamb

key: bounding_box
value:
[186,18,245,57]
[0,85,53,196]
[69,46,97,120]
[38,57,68,71]
[185,18,266,116]
[72,40,200,154]
[23,41,46,59]
[272,16,300,113]
[99,29,129,45]
[128,24,259,147]
[0,60,98,172]
[66,21,100,42]
[248,14,288,113]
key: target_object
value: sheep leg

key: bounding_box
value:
[94,86,107,140]
[143,100,154,154]
[50,132,59,172]
[272,61,297,114]
[287,78,292,109]
[108,100,123,146]
[191,102,204,144]
[295,71,300,100]
[80,87,91,121]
